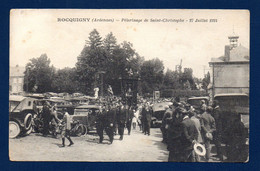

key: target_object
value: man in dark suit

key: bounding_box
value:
[167,106,183,162]
[212,100,224,161]
[161,106,173,143]
[126,106,134,135]
[96,105,106,143]
[180,111,198,162]
[42,101,52,136]
[104,103,117,144]
[142,104,152,136]
[116,103,127,140]
[200,106,216,161]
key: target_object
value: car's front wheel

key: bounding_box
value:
[75,124,84,137]
[9,121,21,138]
[24,125,32,135]
[24,113,32,131]
[82,125,87,135]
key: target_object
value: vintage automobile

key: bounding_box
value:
[187,96,210,110]
[214,93,249,162]
[151,102,173,128]
[9,95,37,138]
[72,104,101,135]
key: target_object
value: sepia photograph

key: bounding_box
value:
[9,9,249,162]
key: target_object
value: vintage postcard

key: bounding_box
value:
[9,9,249,162]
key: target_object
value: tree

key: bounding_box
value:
[76,29,108,94]
[140,58,164,94]
[87,29,102,49]
[52,67,79,93]
[180,68,196,90]
[164,69,182,89]
[103,32,117,54]
[24,54,55,93]
[202,71,210,90]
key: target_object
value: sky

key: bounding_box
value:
[10,9,249,78]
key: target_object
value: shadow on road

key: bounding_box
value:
[151,129,169,161]
[153,140,169,161]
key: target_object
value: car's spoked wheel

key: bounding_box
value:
[24,113,32,130]
[76,124,84,137]
[9,121,21,138]
[82,125,87,135]
[25,126,33,135]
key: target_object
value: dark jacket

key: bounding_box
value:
[212,106,222,133]
[105,107,117,126]
[200,112,216,136]
[162,109,173,127]
[116,106,127,124]
[181,117,198,150]
[142,108,152,122]
[167,116,183,152]
[42,104,51,121]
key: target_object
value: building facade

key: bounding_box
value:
[10,65,25,95]
[208,35,249,100]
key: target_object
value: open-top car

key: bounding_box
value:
[151,102,173,127]
[9,95,37,138]
[72,104,101,135]
[187,96,210,110]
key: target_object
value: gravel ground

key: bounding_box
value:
[9,128,169,162]
[9,127,225,162]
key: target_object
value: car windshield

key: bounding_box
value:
[187,99,202,106]
[215,96,249,113]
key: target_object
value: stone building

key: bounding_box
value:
[208,34,249,100]
[9,65,25,95]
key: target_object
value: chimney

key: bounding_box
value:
[224,45,230,61]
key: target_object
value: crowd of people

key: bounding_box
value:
[160,99,248,162]
[35,95,248,162]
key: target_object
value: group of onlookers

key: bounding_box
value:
[161,100,221,162]
[160,98,248,162]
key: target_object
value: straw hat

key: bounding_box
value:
[193,143,206,156]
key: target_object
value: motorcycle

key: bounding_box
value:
[32,114,60,138]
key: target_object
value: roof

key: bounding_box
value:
[76,104,100,109]
[188,96,209,100]
[210,44,249,64]
[9,95,26,102]
[214,93,249,98]
[10,65,25,77]
[229,45,249,61]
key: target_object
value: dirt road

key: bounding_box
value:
[9,128,169,162]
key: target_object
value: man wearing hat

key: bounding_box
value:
[161,105,173,144]
[116,103,127,140]
[200,106,216,161]
[126,106,134,135]
[42,101,52,136]
[190,110,203,161]
[60,109,74,147]
[142,104,152,136]
[167,106,184,162]
[200,100,207,114]
[212,100,224,161]
[179,109,198,162]
[96,104,106,143]
[104,103,116,144]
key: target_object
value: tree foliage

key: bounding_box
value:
[24,54,55,93]
[51,67,79,93]
[140,58,164,94]
[24,29,202,96]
